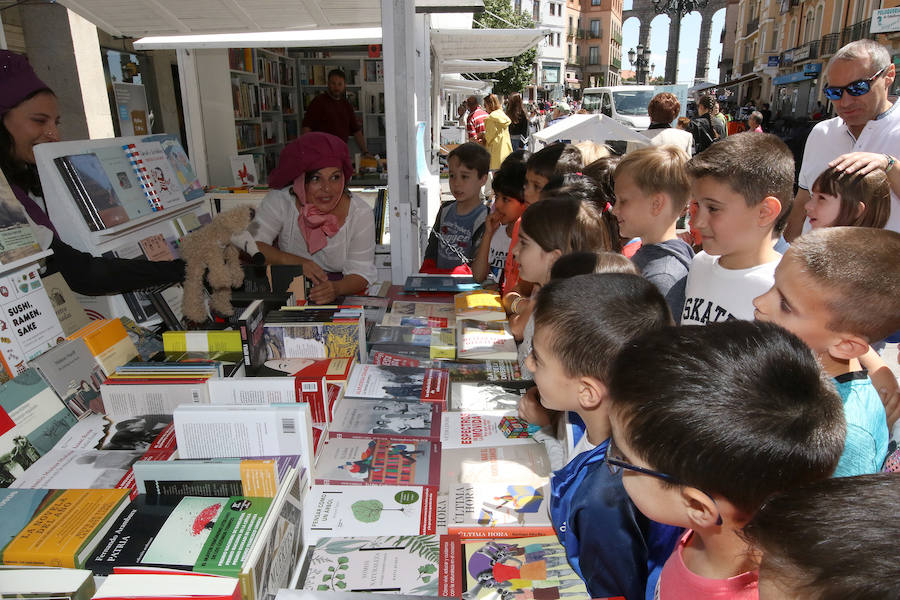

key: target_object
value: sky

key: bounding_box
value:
[621,0,727,85]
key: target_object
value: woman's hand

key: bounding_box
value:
[308,280,338,304]
[301,258,328,285]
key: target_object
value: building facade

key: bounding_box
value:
[515,0,568,101]
[558,0,624,98]
[723,0,899,119]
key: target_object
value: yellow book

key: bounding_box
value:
[454,290,505,321]
[3,488,131,568]
[240,459,281,497]
[162,330,243,353]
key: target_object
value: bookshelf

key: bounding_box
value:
[227,48,300,184]
[293,50,387,158]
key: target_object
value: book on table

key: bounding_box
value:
[440,410,537,449]
[381,300,456,328]
[455,319,517,361]
[92,572,240,600]
[0,567,96,600]
[246,357,354,424]
[403,274,480,293]
[368,325,456,360]
[133,455,301,498]
[441,481,555,538]
[305,484,438,537]
[314,437,441,488]
[439,444,552,492]
[328,396,442,441]
[454,290,505,321]
[343,364,449,406]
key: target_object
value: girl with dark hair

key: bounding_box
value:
[506,93,529,152]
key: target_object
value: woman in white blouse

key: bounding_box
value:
[249,132,376,303]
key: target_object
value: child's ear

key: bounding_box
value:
[681,487,723,529]
[757,196,783,228]
[651,193,668,217]
[479,173,489,186]
[827,332,870,361]
[577,376,607,411]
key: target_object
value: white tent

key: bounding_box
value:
[532,114,650,152]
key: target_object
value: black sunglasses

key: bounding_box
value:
[824,66,888,100]
[606,438,724,526]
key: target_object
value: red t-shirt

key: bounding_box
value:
[466,107,489,140]
[502,218,522,295]
[301,93,360,141]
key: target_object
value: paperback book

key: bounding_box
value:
[133,455,300,498]
[456,320,517,361]
[0,169,43,263]
[403,274,480,293]
[368,325,456,360]
[442,482,554,538]
[343,364,449,405]
[440,411,536,449]
[439,445,552,491]
[314,437,441,488]
[29,337,107,418]
[328,398,441,440]
[381,301,456,328]
[454,290,505,321]
[305,485,438,538]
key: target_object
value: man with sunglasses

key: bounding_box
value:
[787,40,900,240]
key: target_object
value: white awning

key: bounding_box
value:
[431,27,547,61]
[440,74,493,93]
[440,59,511,74]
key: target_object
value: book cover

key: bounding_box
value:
[305,485,437,538]
[0,169,42,264]
[2,487,131,568]
[0,264,67,380]
[69,318,140,377]
[454,290,505,321]
[247,357,353,424]
[231,155,260,186]
[0,369,76,487]
[8,447,142,491]
[163,330,244,353]
[129,140,187,207]
[381,301,456,328]
[314,438,441,488]
[207,377,297,406]
[460,535,589,599]
[92,146,157,219]
[403,275,479,293]
[100,380,210,419]
[145,134,205,201]
[173,403,314,481]
[0,488,60,551]
[343,364,449,405]
[87,494,271,577]
[139,233,177,261]
[238,299,285,370]
[41,272,91,337]
[443,482,554,538]
[439,445,551,491]
[369,325,455,360]
[456,320,517,360]
[301,536,442,595]
[133,455,298,498]
[329,398,441,441]
[29,338,107,418]
[263,322,364,363]
[440,411,535,449]
[54,153,131,228]
[46,411,173,454]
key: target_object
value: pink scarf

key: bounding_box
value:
[294,176,343,254]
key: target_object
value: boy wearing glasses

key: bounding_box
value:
[789,39,900,240]
[524,273,681,600]
[606,320,846,599]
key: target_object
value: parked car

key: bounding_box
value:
[582,86,655,130]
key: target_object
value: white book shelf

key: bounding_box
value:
[33,136,213,324]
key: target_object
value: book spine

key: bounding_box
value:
[122,144,162,211]
[446,525,556,538]
[54,157,103,231]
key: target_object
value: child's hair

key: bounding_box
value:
[573,141,610,165]
[523,188,618,254]
[539,175,622,252]
[448,142,491,177]
[676,117,691,130]
[581,156,620,208]
[492,151,529,201]
[550,251,639,280]
[810,166,890,229]
[534,273,672,381]
[607,320,846,515]
[526,143,582,179]
[484,94,501,112]
[743,473,900,600]
[686,132,795,233]
[614,145,691,215]
[789,227,900,342]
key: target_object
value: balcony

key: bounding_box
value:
[613,33,622,45]
[782,40,819,65]
[611,56,621,70]
[745,17,759,36]
[820,32,839,56]
[841,18,874,46]
[568,55,585,66]
[588,29,602,39]
[742,60,755,75]
[567,28,577,39]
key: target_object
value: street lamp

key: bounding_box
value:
[652,0,709,84]
[627,44,652,85]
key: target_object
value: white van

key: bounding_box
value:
[582,86,655,130]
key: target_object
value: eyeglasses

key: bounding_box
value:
[823,66,888,100]
[606,437,723,526]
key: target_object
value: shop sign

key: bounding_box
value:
[803,63,822,76]
[768,56,781,67]
[872,8,900,34]
[793,45,811,61]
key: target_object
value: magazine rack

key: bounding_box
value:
[34,136,215,325]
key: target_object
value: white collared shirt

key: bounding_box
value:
[798,100,900,232]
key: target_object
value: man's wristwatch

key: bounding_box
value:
[885,154,895,173]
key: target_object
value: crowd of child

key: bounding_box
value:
[421,85,900,597]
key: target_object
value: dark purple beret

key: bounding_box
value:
[0,50,51,116]
[267,131,353,190]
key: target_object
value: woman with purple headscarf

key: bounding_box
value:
[249,132,376,304]
[0,50,184,294]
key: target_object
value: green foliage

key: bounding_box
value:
[351,499,384,522]
[473,0,538,96]
[384,535,441,564]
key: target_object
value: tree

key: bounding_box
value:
[473,0,538,97]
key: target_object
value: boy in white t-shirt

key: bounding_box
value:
[680,132,793,324]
